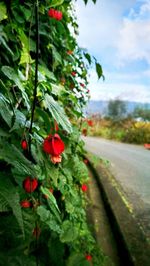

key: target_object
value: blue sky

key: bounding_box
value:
[75,0,150,102]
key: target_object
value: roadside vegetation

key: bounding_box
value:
[82,99,150,144]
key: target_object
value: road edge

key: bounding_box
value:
[86,156,150,266]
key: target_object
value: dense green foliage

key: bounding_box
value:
[0,0,105,265]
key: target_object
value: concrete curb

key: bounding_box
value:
[87,157,150,266]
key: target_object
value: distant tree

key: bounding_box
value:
[132,107,150,121]
[107,99,127,121]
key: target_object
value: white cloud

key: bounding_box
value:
[87,69,150,102]
[117,1,150,65]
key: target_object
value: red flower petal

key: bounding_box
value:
[23,177,38,193]
[21,139,28,150]
[81,184,88,192]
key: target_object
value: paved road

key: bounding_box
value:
[83,137,150,205]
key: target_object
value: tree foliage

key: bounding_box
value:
[0,0,105,265]
[107,99,127,121]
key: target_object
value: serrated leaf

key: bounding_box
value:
[44,94,72,133]
[0,93,12,126]
[38,65,56,81]
[37,206,61,233]
[10,109,26,132]
[60,220,78,243]
[0,143,36,177]
[1,66,30,110]
[41,186,60,213]
[0,176,24,237]
[0,35,14,56]
[35,107,51,132]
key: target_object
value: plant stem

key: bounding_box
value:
[29,0,39,155]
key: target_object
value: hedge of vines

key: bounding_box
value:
[0,0,105,265]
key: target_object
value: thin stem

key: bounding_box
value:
[29,0,39,155]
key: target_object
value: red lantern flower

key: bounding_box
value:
[71,71,76,77]
[81,184,88,192]
[80,83,85,87]
[87,120,93,127]
[43,134,65,156]
[85,254,92,261]
[54,10,62,20]
[21,139,28,150]
[48,8,62,20]
[20,200,31,208]
[23,177,38,193]
[83,159,88,165]
[82,128,87,136]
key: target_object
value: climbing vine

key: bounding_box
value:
[0,0,104,265]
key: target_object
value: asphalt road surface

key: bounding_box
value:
[83,137,150,205]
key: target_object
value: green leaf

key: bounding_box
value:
[44,94,72,133]
[0,143,36,177]
[0,93,12,126]
[60,220,78,243]
[84,53,92,65]
[0,36,14,56]
[37,206,61,233]
[95,62,104,80]
[1,66,30,109]
[48,0,64,8]
[67,253,89,266]
[38,65,56,81]
[10,109,26,132]
[0,2,7,21]
[0,176,24,236]
[35,107,51,132]
[40,186,60,213]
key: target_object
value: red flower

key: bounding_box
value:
[21,139,28,150]
[87,120,93,127]
[85,254,92,261]
[83,159,88,165]
[80,83,85,87]
[23,177,38,193]
[50,154,62,164]
[20,200,31,208]
[81,184,88,192]
[55,10,62,20]
[43,134,65,156]
[82,128,87,136]
[71,71,76,77]
[48,8,62,20]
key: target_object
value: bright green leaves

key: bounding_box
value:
[84,52,92,65]
[0,93,12,127]
[95,62,104,80]
[1,66,30,109]
[37,206,61,233]
[60,220,78,243]
[48,0,64,8]
[67,253,89,266]
[43,94,72,133]
[0,176,24,237]
[0,2,7,22]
